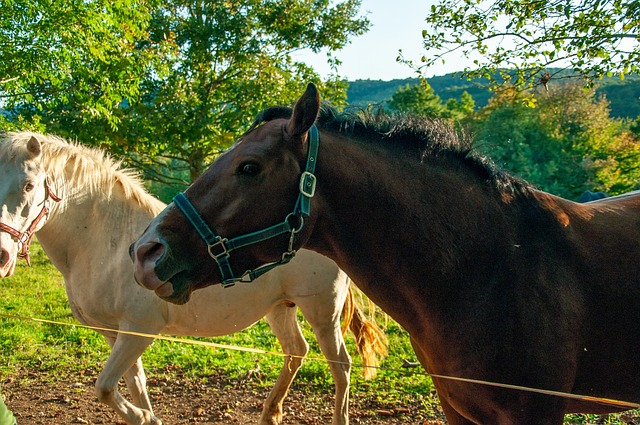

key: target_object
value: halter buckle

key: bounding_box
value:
[299,171,316,198]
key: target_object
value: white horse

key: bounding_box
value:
[0,131,387,425]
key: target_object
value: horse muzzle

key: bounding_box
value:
[0,246,16,278]
[130,235,194,305]
[131,240,168,291]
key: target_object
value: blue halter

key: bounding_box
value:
[173,125,319,287]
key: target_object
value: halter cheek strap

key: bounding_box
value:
[0,177,62,266]
[173,125,319,287]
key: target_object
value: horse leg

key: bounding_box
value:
[261,303,309,425]
[432,376,566,425]
[436,395,477,425]
[436,385,564,425]
[410,337,565,425]
[299,303,350,425]
[121,357,153,412]
[409,336,477,425]
[97,333,161,425]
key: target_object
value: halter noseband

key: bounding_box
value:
[0,177,62,266]
[173,125,319,288]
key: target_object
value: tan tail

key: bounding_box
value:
[341,280,388,380]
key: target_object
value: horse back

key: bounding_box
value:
[566,190,640,256]
[542,191,640,404]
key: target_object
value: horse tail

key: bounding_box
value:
[341,279,388,380]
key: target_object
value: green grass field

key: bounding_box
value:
[0,242,436,411]
[0,241,638,424]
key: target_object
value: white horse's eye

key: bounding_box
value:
[24,182,35,192]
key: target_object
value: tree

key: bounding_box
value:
[387,80,445,117]
[419,0,640,87]
[473,83,640,198]
[122,0,368,183]
[444,90,475,120]
[3,0,369,186]
[0,0,168,128]
[386,80,475,127]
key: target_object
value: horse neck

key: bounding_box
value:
[36,168,163,277]
[308,134,515,331]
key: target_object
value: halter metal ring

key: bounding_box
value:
[285,213,304,234]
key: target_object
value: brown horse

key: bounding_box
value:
[132,83,640,424]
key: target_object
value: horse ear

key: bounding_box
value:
[286,83,320,139]
[27,136,42,157]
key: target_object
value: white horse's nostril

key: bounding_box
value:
[0,247,16,278]
[0,248,9,268]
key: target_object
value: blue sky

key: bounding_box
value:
[295,0,470,81]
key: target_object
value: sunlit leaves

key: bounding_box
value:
[387,81,446,117]
[1,0,369,186]
[419,0,640,88]
[473,82,640,198]
[116,0,369,181]
[0,0,169,129]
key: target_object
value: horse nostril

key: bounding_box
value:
[135,241,166,266]
[0,248,9,268]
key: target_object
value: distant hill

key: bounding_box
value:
[346,73,640,119]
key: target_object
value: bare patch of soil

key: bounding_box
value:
[3,367,445,424]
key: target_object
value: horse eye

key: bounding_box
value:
[24,182,35,192]
[238,162,260,177]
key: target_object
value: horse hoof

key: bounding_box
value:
[142,410,162,425]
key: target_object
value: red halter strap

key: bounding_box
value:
[0,177,62,266]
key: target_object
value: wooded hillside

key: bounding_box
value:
[347,73,640,119]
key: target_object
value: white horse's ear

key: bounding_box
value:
[27,136,42,157]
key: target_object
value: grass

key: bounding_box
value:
[1,241,639,424]
[0,241,432,409]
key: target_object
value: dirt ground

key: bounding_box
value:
[3,366,444,425]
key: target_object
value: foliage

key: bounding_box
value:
[387,80,445,117]
[0,242,432,411]
[473,82,640,199]
[0,0,169,129]
[597,78,640,118]
[345,72,640,119]
[114,0,369,182]
[3,0,369,183]
[0,113,46,133]
[631,116,640,138]
[386,79,476,123]
[445,90,476,120]
[419,0,640,88]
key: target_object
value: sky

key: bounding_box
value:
[294,0,469,81]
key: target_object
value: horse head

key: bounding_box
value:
[132,84,322,304]
[0,133,60,276]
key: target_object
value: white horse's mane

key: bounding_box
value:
[1,131,164,215]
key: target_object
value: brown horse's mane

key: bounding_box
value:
[252,104,533,198]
